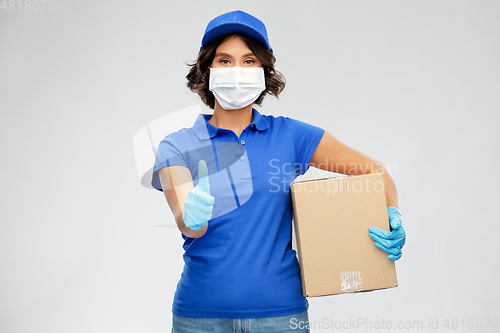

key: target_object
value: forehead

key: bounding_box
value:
[215,35,252,55]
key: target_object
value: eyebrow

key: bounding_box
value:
[214,52,256,58]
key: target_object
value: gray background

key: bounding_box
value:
[1,0,499,332]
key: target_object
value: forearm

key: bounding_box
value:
[382,170,398,209]
[372,163,399,209]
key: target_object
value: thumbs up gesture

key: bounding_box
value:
[183,160,215,231]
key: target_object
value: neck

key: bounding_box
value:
[208,102,254,137]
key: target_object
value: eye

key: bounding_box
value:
[245,59,255,64]
[219,59,230,64]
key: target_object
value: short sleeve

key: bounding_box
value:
[151,135,188,192]
[284,117,325,176]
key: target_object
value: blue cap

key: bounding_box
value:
[200,10,273,53]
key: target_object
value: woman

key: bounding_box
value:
[151,10,406,333]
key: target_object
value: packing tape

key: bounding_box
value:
[340,271,363,293]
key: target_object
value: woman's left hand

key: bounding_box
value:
[368,206,406,261]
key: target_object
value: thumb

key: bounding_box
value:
[197,160,211,194]
[388,206,402,229]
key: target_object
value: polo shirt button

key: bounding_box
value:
[240,156,245,161]
[240,140,245,145]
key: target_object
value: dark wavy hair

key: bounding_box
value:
[186,33,286,109]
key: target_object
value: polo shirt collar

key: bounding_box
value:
[193,108,269,141]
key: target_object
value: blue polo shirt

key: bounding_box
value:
[152,108,325,318]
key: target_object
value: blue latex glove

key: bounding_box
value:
[368,206,406,261]
[183,160,215,231]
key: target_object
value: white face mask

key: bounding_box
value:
[209,66,266,110]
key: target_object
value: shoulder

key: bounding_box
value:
[256,112,325,138]
[159,127,196,150]
[267,114,323,132]
[257,112,293,130]
[261,113,312,125]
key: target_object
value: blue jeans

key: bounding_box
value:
[171,310,310,333]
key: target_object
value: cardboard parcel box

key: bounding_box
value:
[290,173,398,297]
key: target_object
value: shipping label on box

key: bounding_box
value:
[290,173,398,297]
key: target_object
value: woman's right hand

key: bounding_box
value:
[183,160,215,230]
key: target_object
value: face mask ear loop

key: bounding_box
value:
[208,67,214,92]
[260,68,266,92]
